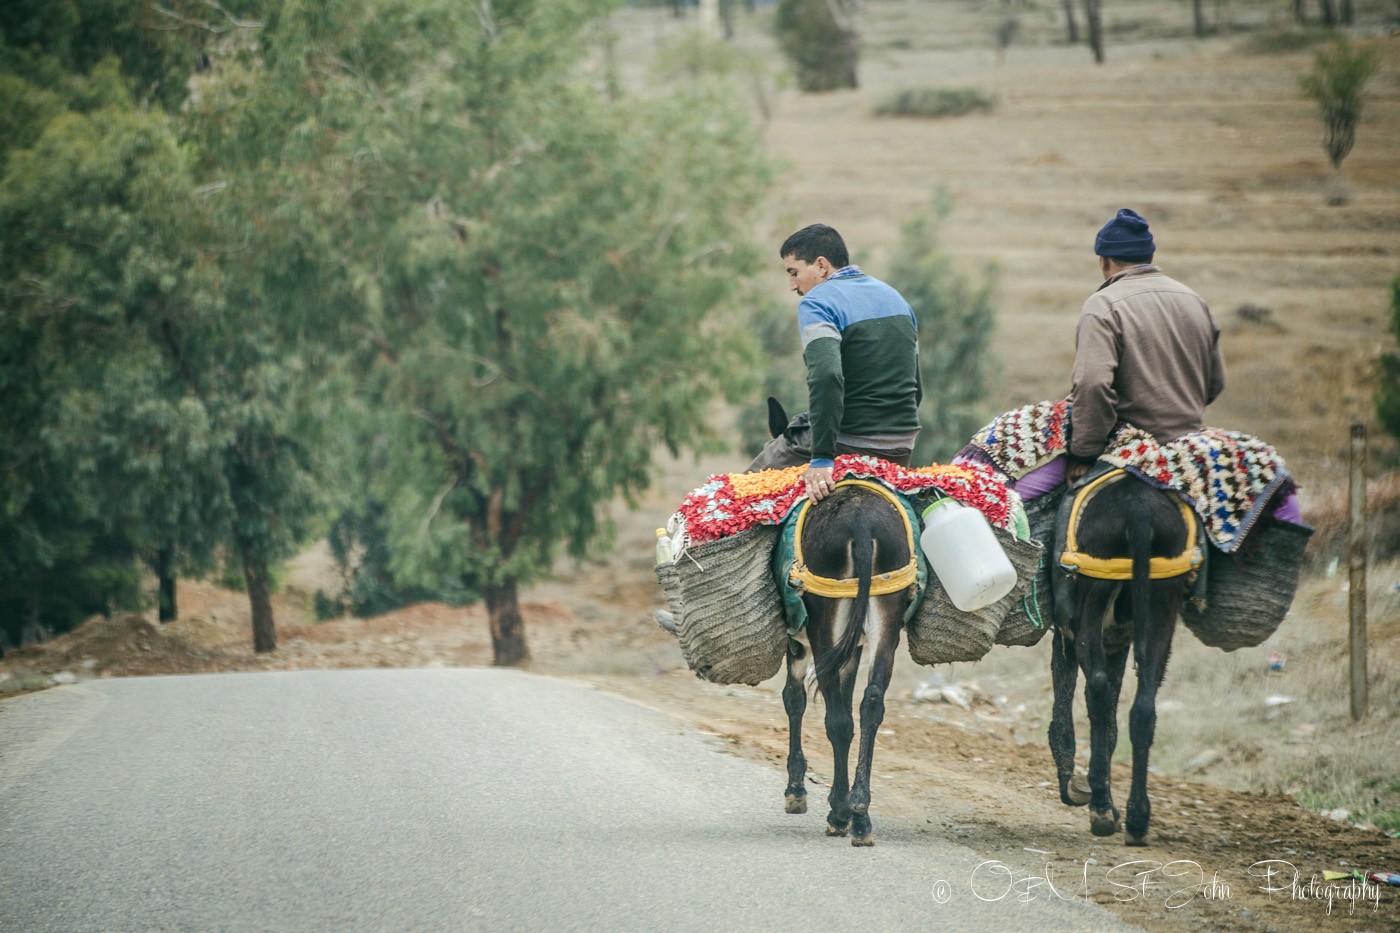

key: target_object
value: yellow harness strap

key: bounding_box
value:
[790,479,919,598]
[1059,468,1202,581]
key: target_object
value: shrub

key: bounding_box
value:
[1303,471,1400,566]
[1299,38,1381,168]
[1376,275,1400,444]
[1238,28,1331,55]
[874,87,997,119]
[775,0,858,92]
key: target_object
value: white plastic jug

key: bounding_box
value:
[919,497,1018,612]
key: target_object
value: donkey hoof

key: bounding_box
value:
[1125,834,1149,847]
[825,823,849,837]
[1068,774,1092,805]
[1090,809,1120,837]
[785,793,808,814]
[850,834,875,847]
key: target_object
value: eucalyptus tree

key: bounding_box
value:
[0,82,220,638]
[217,0,773,665]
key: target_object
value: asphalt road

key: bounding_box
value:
[1,669,1140,932]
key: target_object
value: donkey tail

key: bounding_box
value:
[813,532,874,688]
[1125,490,1154,639]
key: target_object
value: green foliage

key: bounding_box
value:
[315,502,477,620]
[775,0,858,92]
[204,0,774,604]
[0,0,230,112]
[650,31,787,123]
[0,94,208,640]
[886,196,1000,465]
[1299,38,1381,168]
[874,86,998,120]
[1376,275,1400,444]
[1,16,329,645]
[1237,27,1331,55]
[0,0,774,656]
[739,299,808,459]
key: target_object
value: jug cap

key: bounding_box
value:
[920,496,960,521]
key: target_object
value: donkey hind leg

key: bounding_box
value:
[1049,625,1090,806]
[819,641,861,837]
[846,592,904,847]
[782,637,811,814]
[1076,580,1125,837]
[1124,583,1181,846]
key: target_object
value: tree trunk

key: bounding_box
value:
[157,545,177,623]
[1339,0,1352,24]
[842,24,859,88]
[1318,0,1335,26]
[1192,0,1206,36]
[1063,0,1079,43]
[485,579,530,667]
[1085,0,1104,63]
[1293,0,1305,23]
[240,543,277,653]
[699,0,720,38]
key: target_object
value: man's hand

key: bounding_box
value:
[803,464,836,502]
[1065,456,1094,487]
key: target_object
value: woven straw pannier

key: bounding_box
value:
[992,534,1050,647]
[654,561,684,617]
[1180,521,1313,651]
[672,526,787,685]
[994,490,1062,647]
[907,524,1029,665]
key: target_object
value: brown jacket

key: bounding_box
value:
[1070,265,1225,458]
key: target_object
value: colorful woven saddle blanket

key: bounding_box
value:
[962,399,1073,480]
[676,454,1021,545]
[960,400,1293,554]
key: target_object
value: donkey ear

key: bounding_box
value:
[767,397,789,439]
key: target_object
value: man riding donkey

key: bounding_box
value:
[749,223,923,492]
[655,224,1038,844]
[957,208,1309,845]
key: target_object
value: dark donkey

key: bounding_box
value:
[1048,467,1199,846]
[755,400,916,847]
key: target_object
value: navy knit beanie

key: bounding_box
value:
[1094,208,1155,260]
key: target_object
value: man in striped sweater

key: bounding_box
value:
[749,224,922,502]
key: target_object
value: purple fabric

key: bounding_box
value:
[1271,490,1302,524]
[951,453,1066,503]
[1007,457,1067,501]
[952,451,1058,501]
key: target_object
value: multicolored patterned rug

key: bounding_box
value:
[962,399,1072,479]
[676,455,1020,544]
[960,401,1294,553]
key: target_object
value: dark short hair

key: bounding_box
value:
[780,224,849,268]
[1103,253,1154,266]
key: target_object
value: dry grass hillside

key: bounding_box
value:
[5,3,1400,930]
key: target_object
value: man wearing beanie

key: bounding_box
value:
[1065,208,1226,485]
